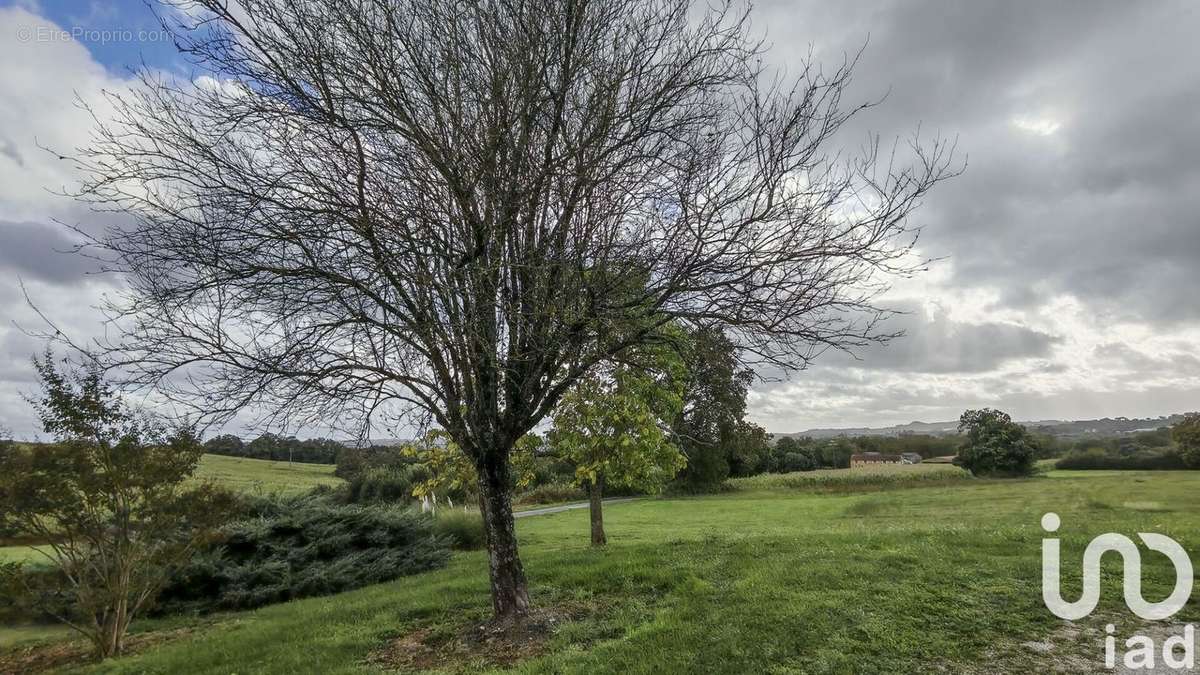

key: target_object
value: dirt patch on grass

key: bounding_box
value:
[367,603,589,671]
[0,625,199,674]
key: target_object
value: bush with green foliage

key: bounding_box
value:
[781,451,816,472]
[334,443,410,479]
[955,409,1037,477]
[1055,448,1187,471]
[157,494,449,613]
[345,464,430,504]
[0,352,233,659]
[1173,413,1200,469]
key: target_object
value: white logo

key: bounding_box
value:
[1041,512,1193,621]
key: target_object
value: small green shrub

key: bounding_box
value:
[432,508,486,550]
[157,494,450,613]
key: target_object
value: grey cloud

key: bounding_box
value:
[834,303,1059,373]
[0,137,23,167]
[0,221,100,285]
[760,0,1200,326]
[1093,342,1200,376]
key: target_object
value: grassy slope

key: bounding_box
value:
[192,453,342,495]
[66,469,1200,674]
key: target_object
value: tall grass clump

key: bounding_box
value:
[727,464,972,492]
[432,508,487,550]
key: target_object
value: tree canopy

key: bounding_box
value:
[1172,413,1200,468]
[68,0,954,618]
[550,339,686,544]
[0,352,231,659]
[955,409,1037,477]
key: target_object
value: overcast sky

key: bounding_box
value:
[1,0,1198,437]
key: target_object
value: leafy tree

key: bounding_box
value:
[782,452,815,472]
[0,352,232,659]
[955,409,1037,477]
[404,431,537,509]
[73,0,953,618]
[204,433,245,457]
[1172,413,1200,468]
[550,344,686,545]
[813,438,857,469]
[726,420,772,477]
[248,433,287,461]
[674,328,755,491]
[335,443,409,479]
[296,438,344,463]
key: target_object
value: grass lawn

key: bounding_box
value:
[0,624,74,650]
[193,453,343,495]
[15,467,1189,674]
[0,545,46,565]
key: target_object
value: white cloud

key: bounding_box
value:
[1011,115,1062,136]
[0,6,135,436]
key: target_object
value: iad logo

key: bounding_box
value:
[1041,513,1197,670]
[1040,512,1193,621]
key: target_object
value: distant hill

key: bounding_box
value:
[775,413,1193,440]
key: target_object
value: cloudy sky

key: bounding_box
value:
[1,0,1198,437]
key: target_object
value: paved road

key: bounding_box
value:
[513,497,638,518]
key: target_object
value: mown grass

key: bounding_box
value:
[0,546,46,565]
[727,462,972,492]
[19,469,1191,674]
[193,453,343,495]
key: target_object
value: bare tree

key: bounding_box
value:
[66,0,956,620]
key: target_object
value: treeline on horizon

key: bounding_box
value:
[203,434,345,464]
[196,423,1186,473]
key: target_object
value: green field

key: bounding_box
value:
[193,453,343,495]
[0,546,46,565]
[5,468,1192,674]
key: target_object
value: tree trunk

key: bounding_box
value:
[588,474,606,546]
[476,457,530,620]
